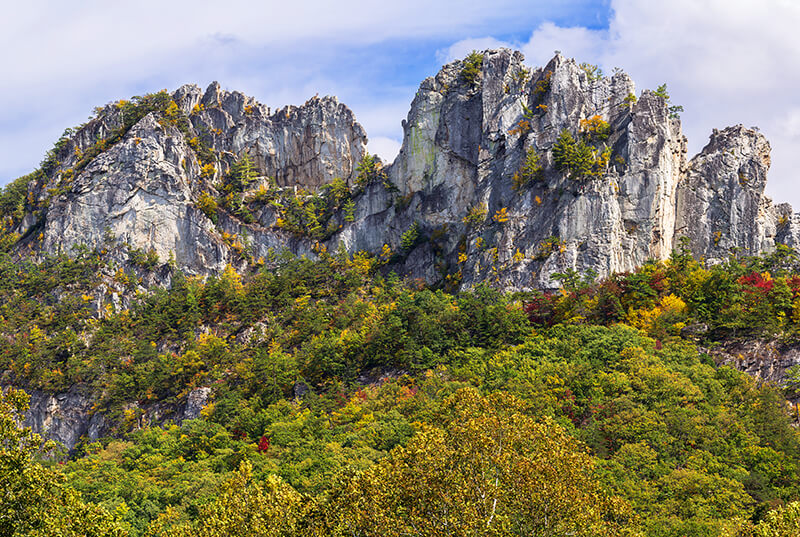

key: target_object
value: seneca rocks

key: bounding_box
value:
[11,48,797,292]
[8,48,800,451]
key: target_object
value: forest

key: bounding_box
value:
[3,240,800,536]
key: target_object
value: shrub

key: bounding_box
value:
[535,235,566,260]
[200,163,216,179]
[461,51,484,86]
[222,192,254,224]
[128,247,160,269]
[596,146,611,170]
[551,128,613,180]
[323,177,350,207]
[198,191,218,224]
[513,67,530,85]
[579,115,611,142]
[533,70,553,102]
[493,207,509,223]
[512,148,543,190]
[187,136,215,165]
[508,119,531,136]
[621,93,637,108]
[653,83,669,100]
[462,203,487,227]
[272,184,353,240]
[401,222,420,252]
[579,62,603,81]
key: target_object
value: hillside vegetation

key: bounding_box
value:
[2,241,800,536]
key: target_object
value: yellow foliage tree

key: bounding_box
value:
[309,388,636,537]
[150,460,304,537]
[626,294,688,338]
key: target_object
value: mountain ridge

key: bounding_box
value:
[2,48,795,291]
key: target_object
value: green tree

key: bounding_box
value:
[512,148,543,190]
[355,154,386,187]
[653,84,684,119]
[579,62,604,81]
[149,460,304,537]
[461,51,484,86]
[227,153,258,193]
[552,129,596,179]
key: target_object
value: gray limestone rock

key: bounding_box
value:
[676,125,777,263]
[22,387,97,452]
[10,49,799,292]
[383,50,686,289]
[9,383,214,452]
[183,387,212,421]
[39,114,228,277]
[19,83,368,281]
[707,339,800,404]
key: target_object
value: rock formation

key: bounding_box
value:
[19,85,367,280]
[21,386,211,452]
[8,48,796,291]
[675,125,777,262]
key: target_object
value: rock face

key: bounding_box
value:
[706,339,800,405]
[20,85,367,279]
[383,50,688,289]
[11,48,799,290]
[174,84,367,189]
[39,114,228,276]
[675,125,776,262]
[21,387,104,452]
[12,385,212,452]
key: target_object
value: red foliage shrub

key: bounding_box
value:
[649,269,668,295]
[524,292,556,326]
[787,276,800,298]
[738,272,774,293]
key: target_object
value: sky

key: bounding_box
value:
[2,0,799,206]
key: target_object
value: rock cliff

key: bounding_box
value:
[18,85,367,280]
[383,50,688,289]
[10,48,793,292]
[675,125,778,262]
[705,339,800,406]
[18,385,211,453]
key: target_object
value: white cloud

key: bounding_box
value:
[1,0,580,181]
[435,24,608,71]
[440,0,800,207]
[520,22,607,67]
[779,108,800,139]
[437,37,512,64]
[606,0,800,208]
[6,0,799,210]
[368,136,402,164]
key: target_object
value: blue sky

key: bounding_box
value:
[3,1,800,207]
